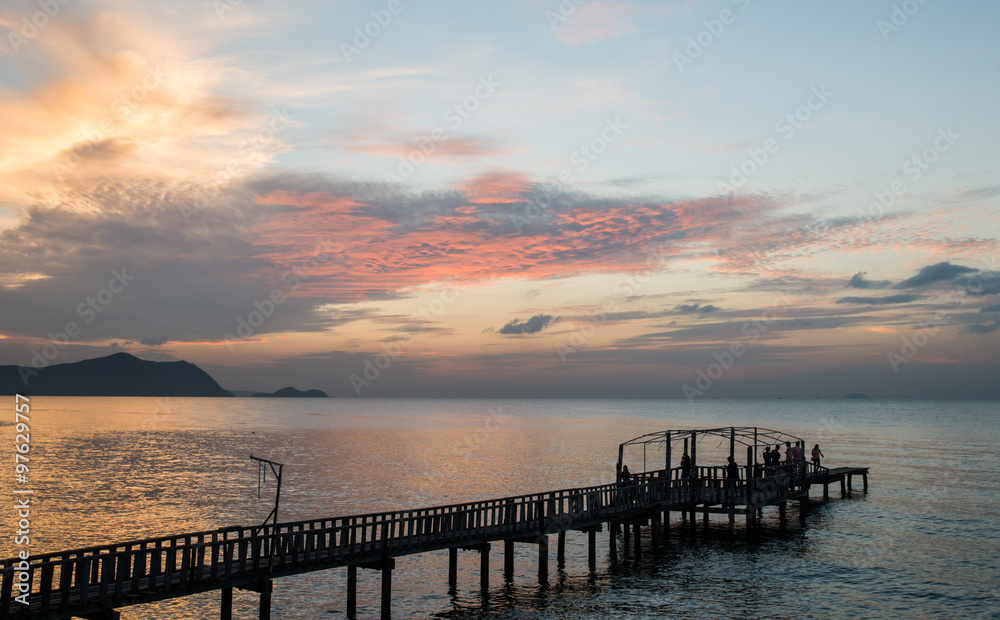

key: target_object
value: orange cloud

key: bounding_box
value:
[0,11,275,215]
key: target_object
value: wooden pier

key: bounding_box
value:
[0,427,868,620]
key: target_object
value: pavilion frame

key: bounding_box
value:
[616,426,804,478]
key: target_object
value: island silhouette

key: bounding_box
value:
[0,352,233,396]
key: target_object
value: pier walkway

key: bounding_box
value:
[0,427,868,620]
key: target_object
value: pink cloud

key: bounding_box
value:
[250,176,772,299]
[553,2,658,46]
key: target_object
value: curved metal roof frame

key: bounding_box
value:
[620,426,803,451]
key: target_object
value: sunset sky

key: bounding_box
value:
[1,0,998,398]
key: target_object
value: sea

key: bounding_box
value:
[1,397,998,619]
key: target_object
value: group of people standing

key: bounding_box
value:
[761,442,824,467]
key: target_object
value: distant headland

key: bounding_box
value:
[0,352,233,397]
[250,387,329,398]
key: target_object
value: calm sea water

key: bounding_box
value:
[1,397,998,619]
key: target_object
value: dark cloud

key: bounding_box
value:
[894,262,978,288]
[140,337,168,346]
[498,314,555,335]
[837,294,923,305]
[981,304,1000,313]
[966,318,1000,334]
[673,303,719,315]
[959,273,1000,296]
[846,272,891,289]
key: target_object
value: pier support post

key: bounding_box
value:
[703,506,709,526]
[588,529,596,571]
[609,525,617,555]
[664,510,670,536]
[557,531,566,568]
[632,523,641,556]
[799,498,808,525]
[221,587,233,620]
[841,477,847,498]
[778,501,787,527]
[380,563,392,620]
[537,536,549,585]
[259,579,272,620]
[347,565,357,618]
[504,540,514,581]
[823,482,829,500]
[863,473,868,493]
[479,543,491,592]
[448,548,457,589]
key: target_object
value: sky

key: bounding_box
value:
[1,0,998,398]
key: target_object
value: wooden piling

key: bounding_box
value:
[504,540,514,581]
[632,523,641,556]
[221,587,233,620]
[537,536,548,585]
[587,530,596,571]
[347,565,357,618]
[557,531,566,568]
[258,579,272,620]
[380,563,391,620]
[448,548,457,589]
[479,544,490,592]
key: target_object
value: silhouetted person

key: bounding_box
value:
[812,444,824,467]
[785,441,793,463]
[680,454,691,479]
[762,446,771,467]
[620,464,631,482]
[725,456,739,487]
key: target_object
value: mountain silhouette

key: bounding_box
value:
[0,352,233,396]
[251,387,328,398]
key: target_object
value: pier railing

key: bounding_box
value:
[0,464,815,619]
